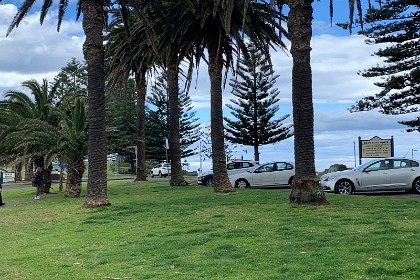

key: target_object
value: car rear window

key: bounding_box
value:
[410,160,419,167]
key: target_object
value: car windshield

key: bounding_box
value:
[246,165,260,173]
[354,159,380,171]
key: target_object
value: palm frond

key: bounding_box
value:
[356,0,363,30]
[40,0,54,25]
[57,0,70,31]
[349,0,355,33]
[6,0,37,36]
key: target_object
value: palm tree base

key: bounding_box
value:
[66,191,81,198]
[82,198,111,208]
[289,178,329,206]
[134,176,148,181]
[214,187,236,193]
[170,179,189,186]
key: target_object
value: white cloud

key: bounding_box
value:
[0,4,84,95]
[314,109,413,132]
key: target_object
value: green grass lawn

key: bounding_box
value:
[1,179,419,280]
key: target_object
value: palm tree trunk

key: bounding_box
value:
[41,163,52,194]
[134,69,148,181]
[59,160,64,192]
[167,53,188,186]
[25,160,32,181]
[82,0,110,208]
[287,0,328,205]
[207,41,236,193]
[33,156,51,193]
[66,160,85,198]
[15,161,22,181]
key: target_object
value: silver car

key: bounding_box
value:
[229,161,295,188]
[320,157,420,194]
[197,160,259,187]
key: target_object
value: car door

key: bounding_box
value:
[152,164,160,176]
[227,162,244,175]
[273,162,293,186]
[389,159,418,190]
[358,159,391,190]
[250,163,275,187]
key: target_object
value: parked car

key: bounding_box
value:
[197,160,259,187]
[229,161,295,188]
[320,157,420,194]
[151,163,171,178]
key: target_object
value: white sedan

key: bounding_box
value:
[229,161,295,188]
[320,157,420,194]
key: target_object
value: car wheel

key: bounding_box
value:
[159,171,163,178]
[334,179,354,194]
[412,177,420,194]
[151,173,154,178]
[205,178,214,187]
[235,179,250,189]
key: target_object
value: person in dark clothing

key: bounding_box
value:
[0,183,5,206]
[33,167,43,200]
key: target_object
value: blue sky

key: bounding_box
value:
[1,1,419,172]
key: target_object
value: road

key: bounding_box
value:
[1,175,177,190]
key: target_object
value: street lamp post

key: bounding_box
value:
[353,141,357,168]
[412,149,418,159]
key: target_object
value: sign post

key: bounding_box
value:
[358,136,394,165]
[165,138,169,164]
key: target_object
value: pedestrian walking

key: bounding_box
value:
[33,167,43,200]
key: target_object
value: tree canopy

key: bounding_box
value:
[348,0,420,131]
[225,42,292,162]
[146,72,201,161]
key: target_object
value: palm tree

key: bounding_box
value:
[285,0,329,205]
[0,79,61,194]
[140,1,199,186]
[130,1,204,186]
[105,10,157,182]
[211,0,368,204]
[80,0,110,207]
[47,98,89,197]
[4,0,118,208]
[160,0,284,192]
[209,0,325,201]
[166,51,190,186]
[6,96,88,197]
[284,0,366,205]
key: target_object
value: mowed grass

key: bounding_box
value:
[1,179,419,280]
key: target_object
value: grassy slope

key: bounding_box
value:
[0,179,419,280]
